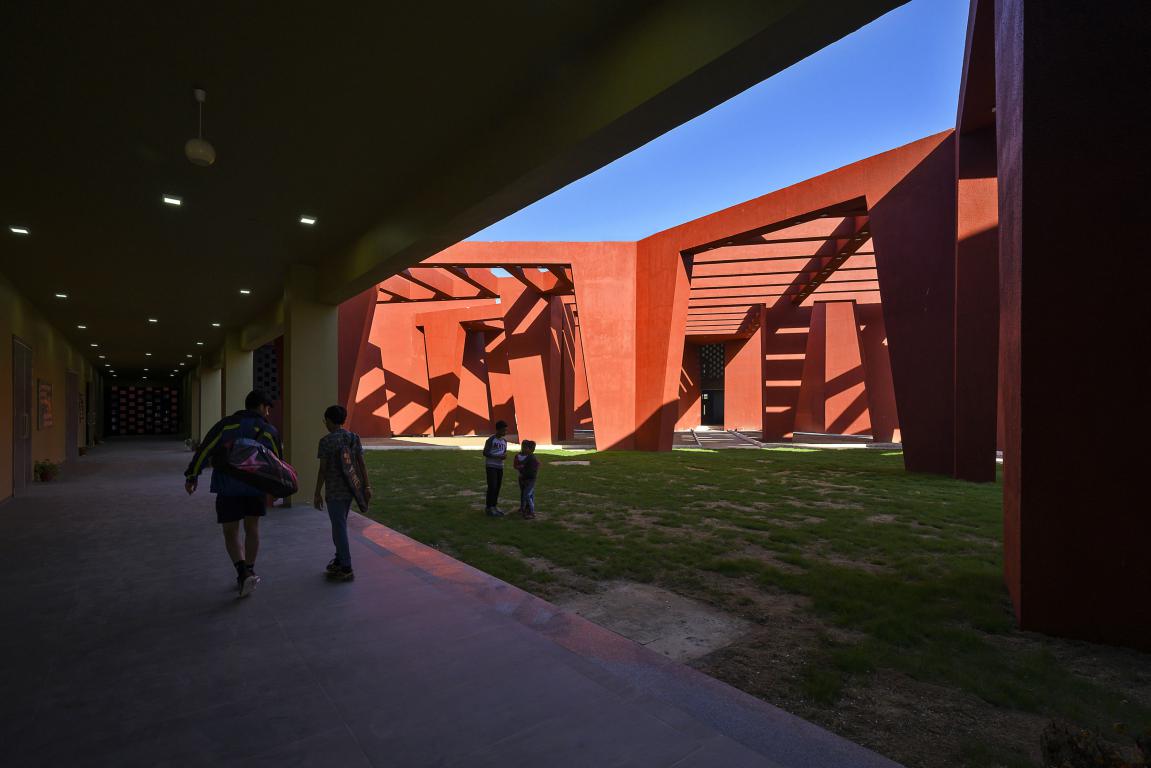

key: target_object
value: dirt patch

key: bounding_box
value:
[783,497,864,511]
[868,514,897,524]
[557,581,753,662]
[825,669,1047,768]
[691,500,762,513]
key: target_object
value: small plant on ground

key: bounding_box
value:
[34,459,59,482]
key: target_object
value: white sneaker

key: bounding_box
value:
[238,572,260,598]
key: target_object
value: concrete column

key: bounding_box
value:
[222,331,254,414]
[199,366,222,439]
[282,265,338,502]
[189,375,202,443]
[996,0,1149,649]
[723,306,766,432]
[953,127,999,482]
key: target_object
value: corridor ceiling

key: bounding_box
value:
[0,1,906,372]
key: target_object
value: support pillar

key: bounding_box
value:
[198,365,222,440]
[724,306,765,431]
[222,331,254,414]
[422,319,467,436]
[189,375,202,443]
[676,342,702,431]
[504,284,562,444]
[282,265,338,502]
[633,241,691,450]
[996,0,1149,649]
[870,135,957,474]
[823,301,870,435]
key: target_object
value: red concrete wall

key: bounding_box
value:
[422,317,468,436]
[823,302,871,435]
[869,135,958,474]
[484,329,516,432]
[676,342,702,430]
[503,281,563,444]
[762,308,811,440]
[655,132,953,464]
[857,304,898,442]
[794,306,826,433]
[723,308,766,431]
[338,288,376,409]
[994,0,1150,650]
[456,330,492,435]
[566,244,639,450]
[632,241,692,450]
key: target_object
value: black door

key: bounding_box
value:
[701,390,725,426]
[65,371,79,461]
[12,337,32,493]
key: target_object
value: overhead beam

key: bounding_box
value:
[441,266,501,297]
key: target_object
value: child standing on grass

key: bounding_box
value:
[314,405,371,582]
[482,420,509,517]
[513,440,540,519]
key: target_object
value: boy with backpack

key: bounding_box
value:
[313,405,371,582]
[184,390,282,597]
[513,439,540,519]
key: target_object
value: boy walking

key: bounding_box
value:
[513,440,540,519]
[482,420,509,517]
[313,405,371,581]
[184,390,281,597]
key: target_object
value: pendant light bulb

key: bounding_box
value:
[184,87,217,167]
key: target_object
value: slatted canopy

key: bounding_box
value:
[683,200,878,339]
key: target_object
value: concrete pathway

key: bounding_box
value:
[0,440,902,768]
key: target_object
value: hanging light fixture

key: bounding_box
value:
[184,88,217,167]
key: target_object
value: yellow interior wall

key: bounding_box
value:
[1,270,98,502]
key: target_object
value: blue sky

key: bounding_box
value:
[472,0,970,242]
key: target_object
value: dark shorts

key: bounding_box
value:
[215,495,267,524]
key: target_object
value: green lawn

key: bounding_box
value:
[363,447,1149,767]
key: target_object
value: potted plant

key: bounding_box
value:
[34,460,59,482]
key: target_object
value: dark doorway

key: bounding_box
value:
[65,371,79,461]
[701,390,725,426]
[699,343,725,426]
[12,337,32,494]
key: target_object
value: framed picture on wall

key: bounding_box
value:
[38,380,54,429]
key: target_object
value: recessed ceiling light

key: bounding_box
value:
[185,354,193,358]
[55,293,68,299]
[77,324,87,329]
[145,352,152,357]
[299,215,317,226]
[239,289,251,295]
[211,322,221,327]
[162,195,182,207]
[148,318,158,323]
[98,355,106,359]
[196,341,204,346]
[144,368,149,372]
[89,343,98,348]
[179,362,186,366]
[9,226,31,235]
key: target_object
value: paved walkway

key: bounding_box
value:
[0,440,901,768]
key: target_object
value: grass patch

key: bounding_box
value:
[363,447,1149,765]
